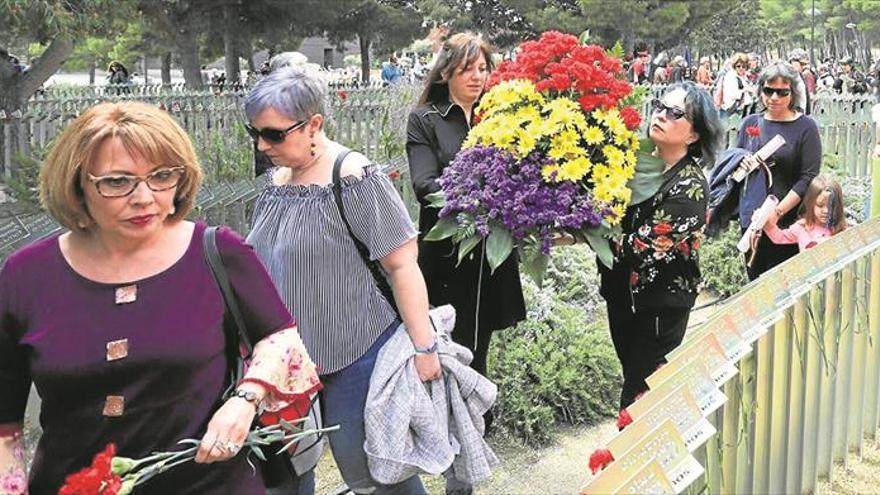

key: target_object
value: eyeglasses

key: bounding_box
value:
[762,87,792,97]
[245,120,307,144]
[88,167,186,198]
[650,99,688,121]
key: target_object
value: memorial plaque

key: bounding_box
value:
[611,420,703,494]
[196,185,218,209]
[21,213,61,241]
[640,360,726,418]
[617,460,675,495]
[654,333,737,387]
[612,387,705,453]
[0,216,28,250]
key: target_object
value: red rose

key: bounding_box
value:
[652,223,673,235]
[620,106,642,130]
[745,125,761,138]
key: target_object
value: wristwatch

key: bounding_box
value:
[414,339,438,354]
[230,389,261,409]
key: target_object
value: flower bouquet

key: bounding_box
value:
[424,31,662,282]
[58,418,338,495]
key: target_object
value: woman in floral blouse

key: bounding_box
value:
[599,82,723,410]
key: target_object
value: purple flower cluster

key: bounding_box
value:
[438,145,604,254]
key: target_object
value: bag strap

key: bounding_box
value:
[330,149,401,318]
[203,226,252,384]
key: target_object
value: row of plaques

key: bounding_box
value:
[582,217,880,494]
[0,177,266,260]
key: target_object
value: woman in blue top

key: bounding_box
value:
[737,62,822,279]
[244,66,438,495]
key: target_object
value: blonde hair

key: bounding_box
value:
[39,101,203,231]
[731,52,749,68]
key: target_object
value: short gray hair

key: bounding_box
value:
[269,51,308,71]
[244,66,327,123]
[757,62,804,112]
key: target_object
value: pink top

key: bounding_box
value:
[764,218,832,251]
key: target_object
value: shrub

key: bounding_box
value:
[700,223,748,297]
[488,245,621,445]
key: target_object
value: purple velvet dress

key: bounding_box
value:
[0,223,293,494]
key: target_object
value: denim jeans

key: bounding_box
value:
[320,321,427,495]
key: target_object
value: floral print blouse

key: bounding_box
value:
[603,155,708,311]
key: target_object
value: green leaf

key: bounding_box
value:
[520,248,550,287]
[578,30,591,44]
[252,446,267,462]
[628,138,665,205]
[457,235,482,265]
[424,191,446,209]
[423,216,458,241]
[605,40,625,59]
[486,228,515,273]
[585,231,614,269]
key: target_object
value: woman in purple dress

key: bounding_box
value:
[0,102,321,494]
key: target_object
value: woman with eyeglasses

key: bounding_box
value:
[599,82,723,410]
[736,62,822,279]
[719,52,752,120]
[244,66,437,495]
[0,102,321,494]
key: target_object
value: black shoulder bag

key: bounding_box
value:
[203,226,320,490]
[330,149,401,318]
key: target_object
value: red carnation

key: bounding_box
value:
[652,223,673,235]
[745,125,761,138]
[620,106,642,131]
[588,448,615,474]
[259,394,312,427]
[337,90,348,101]
[387,170,402,180]
[616,409,633,430]
[59,443,124,495]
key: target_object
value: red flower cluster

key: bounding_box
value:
[619,106,642,131]
[259,393,311,427]
[59,444,123,495]
[487,31,633,112]
[745,125,761,138]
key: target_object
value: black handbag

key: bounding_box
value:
[202,226,319,490]
[330,148,400,318]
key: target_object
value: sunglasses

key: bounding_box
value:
[245,120,307,144]
[762,87,792,97]
[650,99,688,121]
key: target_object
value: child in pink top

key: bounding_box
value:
[764,175,846,250]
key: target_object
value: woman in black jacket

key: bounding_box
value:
[600,82,723,409]
[406,33,526,383]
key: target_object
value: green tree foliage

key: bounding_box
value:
[692,0,770,59]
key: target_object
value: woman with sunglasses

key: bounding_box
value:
[244,66,437,495]
[736,62,822,279]
[719,52,752,120]
[0,102,321,494]
[599,82,723,410]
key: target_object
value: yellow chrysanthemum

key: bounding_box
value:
[603,145,626,169]
[542,164,560,181]
[557,156,593,182]
[582,126,604,145]
[516,128,538,157]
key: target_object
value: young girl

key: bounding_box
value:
[764,175,846,250]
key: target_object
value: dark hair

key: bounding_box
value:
[633,41,649,56]
[664,81,724,165]
[757,62,803,112]
[800,175,846,234]
[418,32,494,105]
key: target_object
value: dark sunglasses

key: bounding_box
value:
[650,99,688,121]
[245,120,307,144]
[762,87,792,97]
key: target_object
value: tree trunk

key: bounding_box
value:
[89,61,96,85]
[0,37,73,113]
[174,25,204,89]
[161,52,172,84]
[142,57,150,84]
[223,3,241,83]
[359,34,371,83]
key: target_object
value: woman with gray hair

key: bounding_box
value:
[243,66,437,494]
[737,62,822,279]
